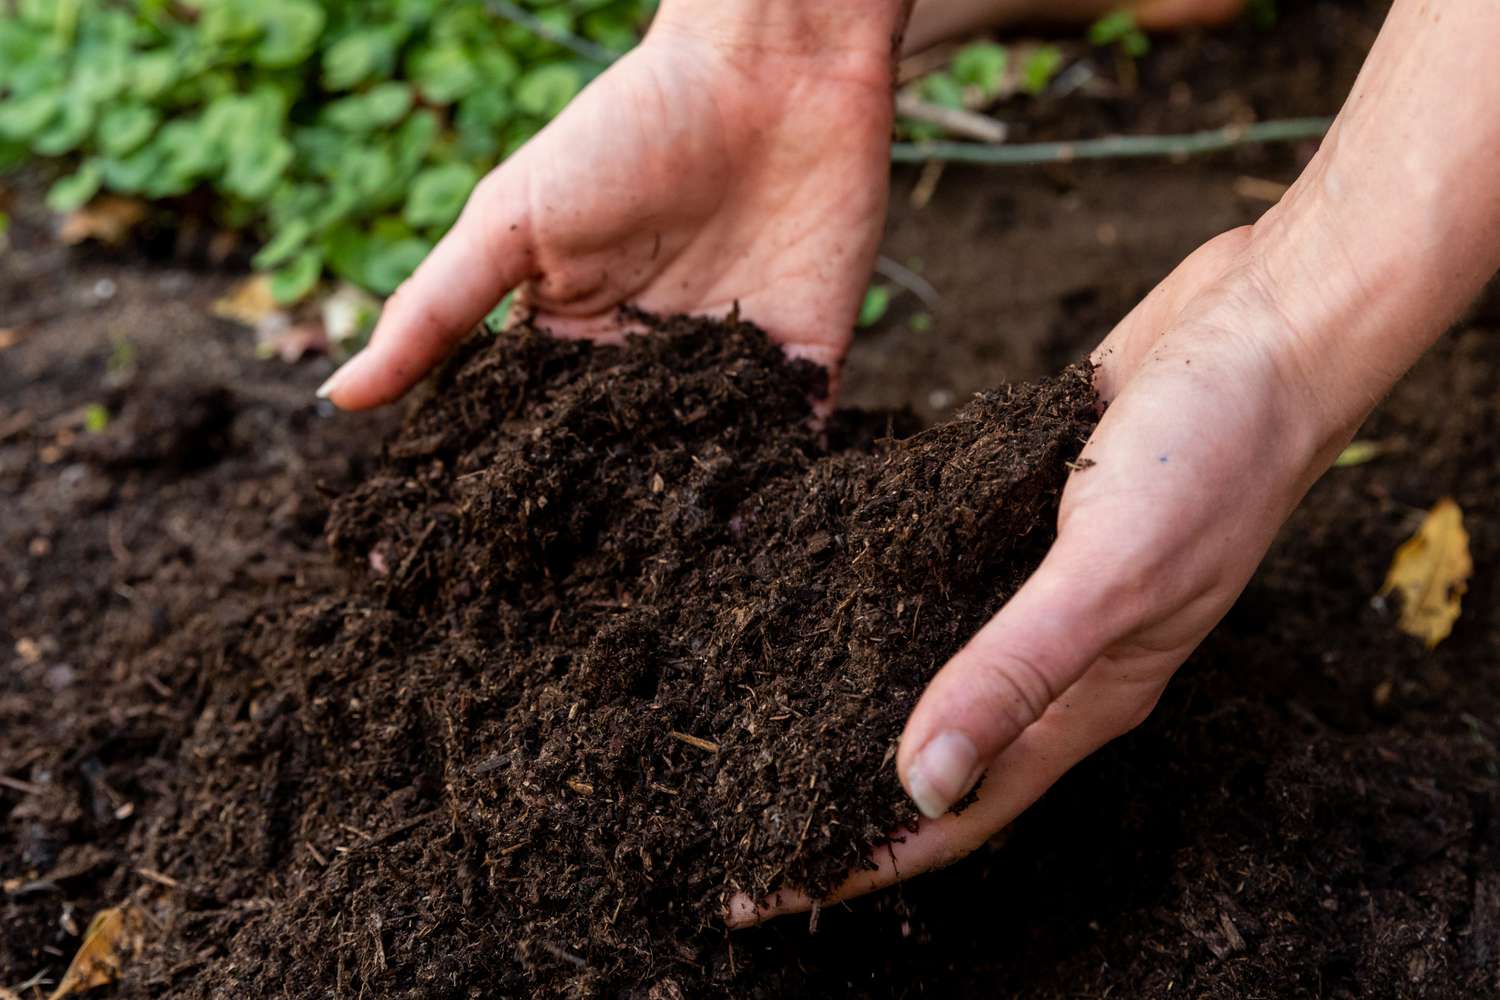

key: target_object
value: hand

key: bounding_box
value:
[729,225,1353,925]
[318,6,902,410]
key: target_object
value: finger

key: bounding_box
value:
[727,666,1164,927]
[894,526,1129,821]
[318,171,536,410]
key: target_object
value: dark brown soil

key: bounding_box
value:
[10,1,1500,998]
[99,314,1092,998]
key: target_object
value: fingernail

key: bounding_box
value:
[904,730,979,820]
[315,356,357,400]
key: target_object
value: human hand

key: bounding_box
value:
[729,224,1358,925]
[317,2,905,410]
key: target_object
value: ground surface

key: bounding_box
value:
[8,1,1500,997]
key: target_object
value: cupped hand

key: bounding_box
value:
[320,17,897,410]
[729,225,1354,926]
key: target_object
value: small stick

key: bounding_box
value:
[668,731,720,754]
[895,93,1008,144]
[0,775,44,796]
[484,1,617,65]
[134,867,183,889]
[892,117,1332,166]
[539,941,587,969]
[875,257,941,311]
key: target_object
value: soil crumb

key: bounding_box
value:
[103,314,1096,997]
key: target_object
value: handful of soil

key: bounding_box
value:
[128,314,1096,997]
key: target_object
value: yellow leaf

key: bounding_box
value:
[48,905,144,999]
[57,197,147,247]
[212,275,281,328]
[1335,439,1386,468]
[1379,498,1472,649]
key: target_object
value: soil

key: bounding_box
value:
[8,1,1500,998]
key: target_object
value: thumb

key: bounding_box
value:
[319,168,536,410]
[895,529,1123,819]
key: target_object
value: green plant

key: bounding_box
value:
[1089,10,1150,58]
[1020,45,1064,96]
[0,0,652,302]
[858,284,892,328]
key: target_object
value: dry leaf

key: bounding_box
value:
[212,275,281,328]
[58,197,147,247]
[48,905,144,999]
[1379,498,1472,648]
[257,320,329,363]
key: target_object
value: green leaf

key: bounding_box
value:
[455,89,512,160]
[84,403,110,434]
[102,145,165,195]
[341,147,399,203]
[392,110,440,173]
[253,218,313,270]
[1089,10,1136,45]
[407,43,479,104]
[364,236,432,294]
[32,97,96,156]
[46,161,104,213]
[269,248,324,304]
[98,103,161,158]
[404,163,479,230]
[129,50,179,101]
[324,82,414,132]
[224,136,294,202]
[1021,46,1064,96]
[951,42,1008,99]
[918,72,965,110]
[1090,11,1150,56]
[483,290,517,333]
[0,91,61,142]
[515,63,584,118]
[858,285,893,328]
[255,0,326,68]
[322,27,399,91]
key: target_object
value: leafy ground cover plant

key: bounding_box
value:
[0,0,650,302]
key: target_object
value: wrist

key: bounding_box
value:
[1242,149,1467,456]
[648,0,911,81]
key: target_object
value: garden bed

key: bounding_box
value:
[7,1,1500,997]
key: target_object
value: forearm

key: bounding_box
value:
[1253,0,1500,440]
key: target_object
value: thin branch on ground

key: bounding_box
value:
[895,94,1009,144]
[892,117,1332,165]
[875,256,941,311]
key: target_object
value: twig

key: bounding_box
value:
[892,117,1332,165]
[0,775,44,796]
[539,941,588,968]
[668,731,720,754]
[134,867,184,889]
[484,0,618,64]
[895,93,1008,144]
[875,256,940,311]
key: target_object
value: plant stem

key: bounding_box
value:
[891,117,1332,165]
[484,0,620,65]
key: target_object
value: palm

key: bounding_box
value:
[326,32,895,410]
[730,230,1339,925]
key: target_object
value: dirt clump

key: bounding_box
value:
[98,314,1096,997]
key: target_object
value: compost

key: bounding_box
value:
[9,2,1500,996]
